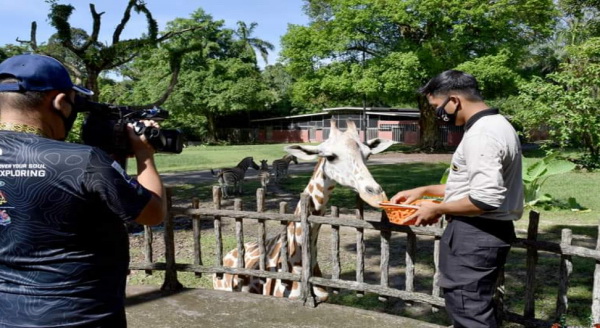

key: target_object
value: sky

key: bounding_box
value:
[0,0,310,67]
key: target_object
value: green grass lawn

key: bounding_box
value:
[127,143,299,174]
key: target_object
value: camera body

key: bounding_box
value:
[78,98,184,156]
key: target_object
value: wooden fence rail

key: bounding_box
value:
[129,186,600,328]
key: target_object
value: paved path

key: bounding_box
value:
[125,286,446,328]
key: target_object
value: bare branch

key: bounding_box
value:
[80,4,103,51]
[105,53,139,70]
[151,63,180,107]
[113,0,136,44]
[122,64,181,110]
[16,22,38,51]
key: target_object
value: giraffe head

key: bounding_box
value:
[284,120,395,208]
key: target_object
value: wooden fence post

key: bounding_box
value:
[234,198,245,289]
[257,188,265,213]
[592,221,600,323]
[257,189,267,282]
[212,186,223,279]
[524,210,540,318]
[331,206,341,294]
[406,230,416,294]
[432,218,444,313]
[160,187,183,291]
[279,202,290,276]
[380,210,391,302]
[355,195,365,298]
[300,193,316,307]
[192,197,202,277]
[143,224,153,276]
[555,228,573,320]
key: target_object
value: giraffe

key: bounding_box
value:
[213,120,395,302]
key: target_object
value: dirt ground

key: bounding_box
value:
[128,152,454,324]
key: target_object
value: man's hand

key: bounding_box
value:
[127,120,159,159]
[400,201,442,226]
[390,187,426,205]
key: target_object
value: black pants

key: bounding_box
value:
[439,216,515,328]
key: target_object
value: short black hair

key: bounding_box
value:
[0,77,48,110]
[419,70,483,101]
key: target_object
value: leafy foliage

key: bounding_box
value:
[108,9,275,142]
[523,153,576,207]
[515,37,600,169]
[281,0,556,146]
[454,50,524,100]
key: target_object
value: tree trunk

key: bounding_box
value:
[417,94,443,151]
[85,67,101,102]
[206,112,217,143]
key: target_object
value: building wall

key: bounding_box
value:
[254,114,463,146]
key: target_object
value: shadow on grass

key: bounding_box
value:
[544,224,598,239]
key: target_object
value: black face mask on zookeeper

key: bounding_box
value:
[435,97,458,125]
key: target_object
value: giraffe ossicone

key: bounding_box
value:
[213,120,396,301]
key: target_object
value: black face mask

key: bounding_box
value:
[57,96,80,139]
[435,97,457,125]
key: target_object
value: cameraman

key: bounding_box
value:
[0,53,165,327]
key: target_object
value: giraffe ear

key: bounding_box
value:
[345,120,358,135]
[285,145,319,160]
[329,119,341,138]
[365,138,397,154]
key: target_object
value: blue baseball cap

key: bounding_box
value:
[0,53,93,96]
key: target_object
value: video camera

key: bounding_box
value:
[76,97,184,156]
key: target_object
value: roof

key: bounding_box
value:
[250,107,420,123]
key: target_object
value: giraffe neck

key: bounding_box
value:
[289,157,335,256]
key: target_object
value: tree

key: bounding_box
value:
[523,0,600,77]
[455,50,524,100]
[281,0,556,149]
[0,44,29,62]
[233,21,275,66]
[110,9,275,142]
[18,1,202,102]
[516,37,600,169]
[262,63,295,115]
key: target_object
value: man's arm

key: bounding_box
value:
[390,184,446,204]
[134,152,166,226]
[434,196,485,217]
[129,122,166,226]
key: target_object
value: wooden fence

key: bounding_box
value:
[129,186,600,328]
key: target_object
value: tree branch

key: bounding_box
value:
[156,26,205,43]
[16,21,38,50]
[113,0,136,44]
[346,46,379,57]
[80,4,103,52]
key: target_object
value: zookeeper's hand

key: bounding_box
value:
[400,201,442,226]
[390,187,426,205]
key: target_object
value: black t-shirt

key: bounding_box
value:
[0,131,151,327]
